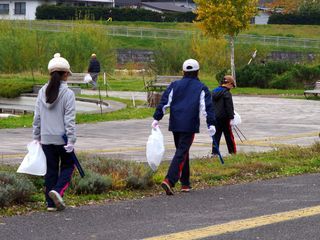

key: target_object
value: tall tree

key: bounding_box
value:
[194,0,258,84]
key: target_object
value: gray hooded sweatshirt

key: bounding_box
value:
[32,82,76,145]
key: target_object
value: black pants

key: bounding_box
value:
[212,118,236,154]
[166,132,195,187]
[89,72,99,88]
[42,144,75,208]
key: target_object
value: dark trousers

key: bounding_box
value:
[212,118,236,154]
[166,132,195,187]
[42,144,75,208]
[89,72,99,88]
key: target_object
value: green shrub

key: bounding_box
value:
[291,64,320,83]
[28,176,45,190]
[269,72,296,89]
[0,82,33,98]
[0,21,116,74]
[0,172,36,207]
[234,61,293,88]
[272,65,320,89]
[268,2,320,25]
[36,5,76,20]
[0,187,11,207]
[151,38,193,75]
[217,62,320,89]
[126,169,153,190]
[78,155,154,189]
[72,171,112,195]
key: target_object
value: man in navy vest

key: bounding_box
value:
[152,59,216,195]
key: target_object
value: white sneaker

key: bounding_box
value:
[48,190,66,211]
[47,207,57,212]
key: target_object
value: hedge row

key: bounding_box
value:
[216,62,320,89]
[268,13,320,25]
[0,82,33,98]
[36,5,196,22]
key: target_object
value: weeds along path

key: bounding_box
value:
[0,96,319,165]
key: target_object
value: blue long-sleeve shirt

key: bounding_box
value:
[153,77,216,133]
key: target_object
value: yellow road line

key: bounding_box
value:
[0,153,24,159]
[144,205,320,240]
[263,132,318,141]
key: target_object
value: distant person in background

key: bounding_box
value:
[211,75,237,155]
[88,53,101,90]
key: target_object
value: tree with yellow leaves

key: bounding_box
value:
[194,0,258,84]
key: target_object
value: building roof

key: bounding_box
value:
[57,0,114,3]
[82,0,114,2]
[115,0,141,6]
[70,0,114,2]
[141,2,193,13]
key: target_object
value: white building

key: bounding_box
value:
[0,0,53,20]
[255,11,270,24]
[0,0,114,20]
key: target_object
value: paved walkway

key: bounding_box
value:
[0,93,319,165]
[0,96,126,114]
[81,89,147,101]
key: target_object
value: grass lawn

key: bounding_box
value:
[100,20,320,40]
[30,20,320,50]
[103,21,320,39]
[245,24,320,39]
[112,35,165,49]
[106,74,146,91]
[104,21,196,30]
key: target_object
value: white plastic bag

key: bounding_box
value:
[83,73,93,83]
[146,127,165,171]
[17,141,47,176]
[232,111,242,126]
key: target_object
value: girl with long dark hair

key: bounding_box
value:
[33,53,76,211]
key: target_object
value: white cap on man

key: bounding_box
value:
[182,59,200,72]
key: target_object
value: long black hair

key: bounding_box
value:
[46,71,65,104]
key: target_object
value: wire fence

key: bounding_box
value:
[13,21,320,49]
[236,34,320,49]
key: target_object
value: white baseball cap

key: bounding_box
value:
[182,59,200,72]
[48,53,72,75]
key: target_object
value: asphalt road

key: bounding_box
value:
[2,174,320,240]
